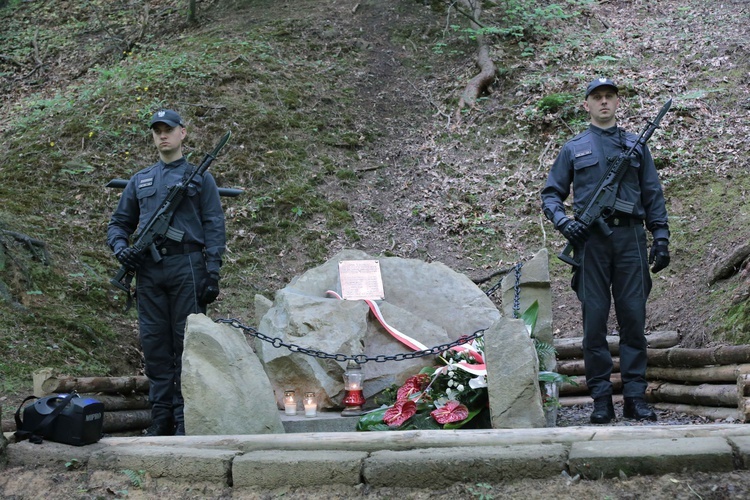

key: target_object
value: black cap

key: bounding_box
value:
[585,78,618,98]
[149,109,184,128]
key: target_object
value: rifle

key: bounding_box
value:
[106,178,244,198]
[558,99,672,267]
[110,130,232,293]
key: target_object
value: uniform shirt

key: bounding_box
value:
[107,157,226,276]
[541,124,669,241]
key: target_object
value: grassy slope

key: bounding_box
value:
[1,0,749,416]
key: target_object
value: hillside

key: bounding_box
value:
[1,0,749,420]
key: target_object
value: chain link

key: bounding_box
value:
[215,318,487,365]
[512,261,524,318]
[483,261,524,319]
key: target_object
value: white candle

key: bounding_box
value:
[283,390,297,415]
[304,403,317,417]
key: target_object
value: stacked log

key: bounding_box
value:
[1,372,152,434]
[555,331,750,422]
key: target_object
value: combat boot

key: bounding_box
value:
[143,418,174,436]
[623,397,657,421]
[590,396,615,424]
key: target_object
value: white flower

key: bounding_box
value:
[457,384,465,392]
[469,375,487,390]
[447,380,454,388]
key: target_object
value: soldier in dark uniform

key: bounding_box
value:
[107,109,226,436]
[541,78,670,424]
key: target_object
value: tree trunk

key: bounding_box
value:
[554,330,680,359]
[454,0,496,123]
[647,345,750,368]
[80,393,150,411]
[102,409,152,433]
[709,241,750,284]
[561,373,622,396]
[647,363,750,383]
[41,375,149,394]
[653,402,741,421]
[647,381,739,407]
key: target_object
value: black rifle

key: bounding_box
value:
[110,131,232,293]
[106,178,244,198]
[559,99,672,267]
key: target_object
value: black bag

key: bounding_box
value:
[14,393,104,446]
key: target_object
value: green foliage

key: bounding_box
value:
[467,482,495,500]
[121,469,146,488]
[537,93,576,114]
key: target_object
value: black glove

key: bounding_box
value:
[558,218,590,247]
[116,247,143,270]
[200,276,220,305]
[649,238,670,273]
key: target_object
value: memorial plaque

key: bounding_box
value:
[338,260,385,301]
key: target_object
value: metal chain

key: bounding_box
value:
[512,261,524,318]
[483,261,524,318]
[215,318,487,365]
[215,262,523,365]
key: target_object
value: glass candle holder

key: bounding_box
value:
[303,392,317,417]
[283,390,297,415]
[341,361,365,416]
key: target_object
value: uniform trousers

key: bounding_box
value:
[573,222,652,400]
[136,250,208,425]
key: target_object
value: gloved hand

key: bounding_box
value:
[116,247,143,270]
[558,218,590,247]
[649,238,670,273]
[200,275,220,305]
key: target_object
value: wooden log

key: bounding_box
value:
[646,363,750,383]
[1,418,13,433]
[646,381,738,408]
[102,409,152,433]
[739,396,750,423]
[709,241,750,285]
[653,402,741,422]
[647,345,750,368]
[555,330,680,359]
[559,394,624,407]
[41,375,149,395]
[80,393,150,411]
[738,375,750,422]
[557,358,621,376]
[739,373,750,398]
[561,373,622,396]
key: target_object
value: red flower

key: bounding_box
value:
[431,400,469,424]
[383,399,417,427]
[396,373,430,401]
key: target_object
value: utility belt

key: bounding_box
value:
[156,242,204,256]
[605,215,643,227]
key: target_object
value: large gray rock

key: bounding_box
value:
[256,249,502,408]
[182,314,284,435]
[502,248,555,370]
[485,316,546,428]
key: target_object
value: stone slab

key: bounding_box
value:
[6,439,106,470]
[232,449,367,488]
[280,411,358,433]
[363,444,567,488]
[727,435,750,468]
[568,436,735,479]
[88,445,239,484]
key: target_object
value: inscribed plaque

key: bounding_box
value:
[338,260,385,300]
